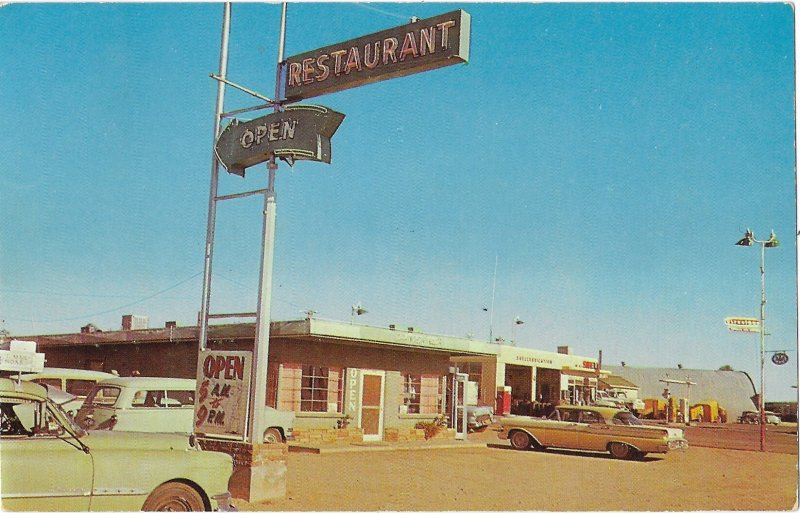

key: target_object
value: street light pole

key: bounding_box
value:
[735,229,779,452]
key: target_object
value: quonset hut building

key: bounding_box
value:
[605,365,759,421]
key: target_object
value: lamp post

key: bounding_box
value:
[735,229,779,452]
[512,316,524,345]
[351,303,367,324]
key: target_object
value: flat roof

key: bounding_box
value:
[14,318,599,370]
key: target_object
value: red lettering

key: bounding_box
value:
[315,54,330,81]
[232,357,244,381]
[213,356,226,378]
[224,356,237,379]
[202,355,215,379]
[399,32,419,61]
[302,58,316,84]
[288,62,302,87]
[331,49,347,76]
[195,405,208,427]
[199,379,209,403]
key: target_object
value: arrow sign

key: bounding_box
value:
[215,104,345,176]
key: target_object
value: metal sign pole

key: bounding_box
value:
[198,3,232,352]
[247,2,287,444]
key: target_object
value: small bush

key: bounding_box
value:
[415,415,447,440]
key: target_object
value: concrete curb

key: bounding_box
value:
[289,441,487,454]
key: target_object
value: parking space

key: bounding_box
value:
[237,441,796,511]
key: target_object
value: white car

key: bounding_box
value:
[76,376,294,442]
[19,367,118,416]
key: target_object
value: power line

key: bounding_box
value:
[2,271,203,323]
[352,3,411,21]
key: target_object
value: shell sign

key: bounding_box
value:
[194,351,252,440]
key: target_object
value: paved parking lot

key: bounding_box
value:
[237,424,798,511]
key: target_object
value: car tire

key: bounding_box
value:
[510,431,532,451]
[142,482,205,511]
[609,442,634,460]
[264,427,284,444]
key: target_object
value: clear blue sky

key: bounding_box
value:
[1,3,796,400]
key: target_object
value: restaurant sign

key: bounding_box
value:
[215,104,345,176]
[283,9,471,101]
[194,350,252,440]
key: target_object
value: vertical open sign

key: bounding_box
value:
[194,350,252,440]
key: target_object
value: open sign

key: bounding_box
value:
[194,350,251,440]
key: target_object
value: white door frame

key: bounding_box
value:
[359,370,385,442]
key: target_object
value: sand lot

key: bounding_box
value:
[238,424,798,511]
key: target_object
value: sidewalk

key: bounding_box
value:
[288,432,492,454]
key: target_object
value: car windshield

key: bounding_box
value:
[0,397,85,437]
[612,411,643,425]
[47,398,86,436]
[86,386,121,407]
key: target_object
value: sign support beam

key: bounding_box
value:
[199,2,232,352]
[247,1,287,446]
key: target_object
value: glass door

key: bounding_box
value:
[359,371,384,441]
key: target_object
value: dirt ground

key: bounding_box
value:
[237,424,798,511]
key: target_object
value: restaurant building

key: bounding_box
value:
[17,316,604,442]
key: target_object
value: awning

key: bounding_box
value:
[561,367,610,378]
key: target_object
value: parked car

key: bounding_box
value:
[19,367,118,416]
[0,377,235,511]
[594,389,645,413]
[76,376,294,443]
[497,404,689,460]
[766,412,782,425]
[466,405,494,432]
[738,410,781,425]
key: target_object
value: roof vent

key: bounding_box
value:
[81,323,102,334]
[122,314,149,331]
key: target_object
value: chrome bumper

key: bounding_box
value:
[212,492,237,511]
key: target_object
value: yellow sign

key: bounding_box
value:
[724,317,760,333]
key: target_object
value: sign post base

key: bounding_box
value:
[198,438,287,503]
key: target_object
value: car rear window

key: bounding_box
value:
[579,411,603,424]
[87,386,121,407]
[132,389,195,408]
[66,379,96,397]
[167,390,195,407]
[612,412,643,425]
[31,378,62,390]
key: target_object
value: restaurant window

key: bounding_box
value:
[402,374,421,413]
[402,373,440,414]
[277,363,342,413]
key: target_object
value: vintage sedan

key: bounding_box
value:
[76,376,294,443]
[498,404,688,460]
[0,378,235,511]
